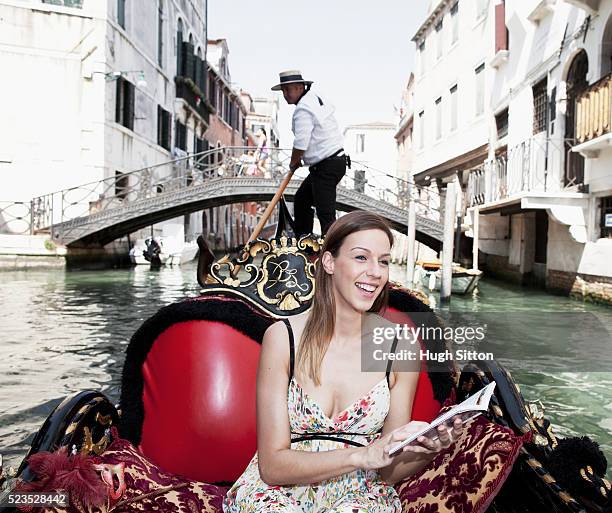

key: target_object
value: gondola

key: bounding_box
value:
[0,199,610,513]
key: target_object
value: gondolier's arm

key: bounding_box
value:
[289,148,305,172]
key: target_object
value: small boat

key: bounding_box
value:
[415,260,483,295]
[2,200,609,513]
[165,240,199,266]
[129,238,199,266]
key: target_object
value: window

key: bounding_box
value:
[176,18,184,76]
[496,108,509,139]
[208,76,217,108]
[115,171,128,200]
[435,97,442,139]
[157,106,171,150]
[450,85,458,131]
[475,63,485,116]
[418,111,425,149]
[532,78,548,134]
[115,76,134,130]
[451,2,459,44]
[175,120,187,150]
[117,0,126,29]
[419,41,426,76]
[356,134,365,153]
[435,20,443,60]
[601,196,612,238]
[157,0,163,66]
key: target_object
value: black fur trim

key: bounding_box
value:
[547,436,608,498]
[119,296,274,444]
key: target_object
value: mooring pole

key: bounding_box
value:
[472,207,480,271]
[440,182,457,303]
[406,199,416,286]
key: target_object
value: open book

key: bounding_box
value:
[388,381,496,457]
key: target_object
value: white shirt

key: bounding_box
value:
[292,90,344,166]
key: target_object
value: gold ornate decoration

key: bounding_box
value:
[203,234,323,316]
[80,426,110,455]
[95,412,113,426]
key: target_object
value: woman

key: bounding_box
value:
[223,211,463,513]
[255,127,269,176]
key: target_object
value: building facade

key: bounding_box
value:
[1,0,210,238]
[410,0,612,304]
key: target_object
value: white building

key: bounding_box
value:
[344,122,397,203]
[246,97,281,149]
[0,0,211,243]
[410,0,612,304]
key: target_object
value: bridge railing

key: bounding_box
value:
[29,146,295,234]
[345,159,442,224]
[23,146,441,241]
[0,201,33,235]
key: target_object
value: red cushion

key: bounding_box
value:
[138,308,444,483]
[384,306,443,422]
[139,321,260,483]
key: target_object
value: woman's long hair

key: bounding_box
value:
[296,211,394,386]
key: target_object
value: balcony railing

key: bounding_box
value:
[467,136,564,207]
[575,72,612,144]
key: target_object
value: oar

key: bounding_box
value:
[230,169,296,278]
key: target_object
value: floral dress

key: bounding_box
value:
[223,320,401,513]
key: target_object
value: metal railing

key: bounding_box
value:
[0,202,32,235]
[466,136,566,207]
[576,72,612,144]
[6,146,442,242]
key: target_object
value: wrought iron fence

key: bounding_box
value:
[0,202,32,235]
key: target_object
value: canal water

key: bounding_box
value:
[1,263,611,478]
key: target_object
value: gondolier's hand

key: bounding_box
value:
[289,148,305,173]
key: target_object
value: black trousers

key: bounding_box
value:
[294,156,346,238]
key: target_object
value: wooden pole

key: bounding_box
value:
[472,207,480,271]
[247,169,294,245]
[406,199,416,285]
[230,169,295,278]
[440,182,457,303]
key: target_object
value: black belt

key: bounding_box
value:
[290,429,380,447]
[311,149,351,169]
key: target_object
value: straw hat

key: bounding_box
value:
[271,70,313,91]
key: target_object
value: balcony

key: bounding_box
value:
[572,73,612,158]
[175,76,211,124]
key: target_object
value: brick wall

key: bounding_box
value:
[205,116,243,147]
[547,269,612,305]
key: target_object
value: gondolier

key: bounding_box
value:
[272,70,349,238]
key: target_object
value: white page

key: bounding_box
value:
[388,382,496,457]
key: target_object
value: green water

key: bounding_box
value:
[0,264,610,478]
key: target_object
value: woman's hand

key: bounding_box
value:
[354,421,433,470]
[394,416,465,456]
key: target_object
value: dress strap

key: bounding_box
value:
[282,319,295,383]
[386,335,399,385]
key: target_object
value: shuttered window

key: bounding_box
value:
[175,120,187,150]
[115,76,135,131]
[157,106,171,150]
[533,78,548,134]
